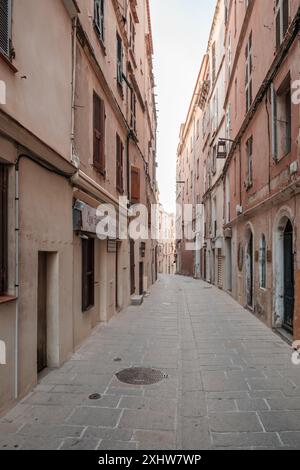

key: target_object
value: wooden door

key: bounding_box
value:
[283,221,294,332]
[139,262,144,295]
[130,239,135,295]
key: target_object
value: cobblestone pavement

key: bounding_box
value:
[1,275,300,450]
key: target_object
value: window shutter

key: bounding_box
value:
[93,92,105,175]
[0,165,8,295]
[271,84,278,160]
[116,134,124,193]
[282,0,289,38]
[0,0,10,57]
[131,166,140,203]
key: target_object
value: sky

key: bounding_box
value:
[151,0,216,214]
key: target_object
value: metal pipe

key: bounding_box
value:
[14,166,19,399]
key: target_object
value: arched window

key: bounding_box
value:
[259,235,267,289]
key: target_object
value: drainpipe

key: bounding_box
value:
[71,16,78,163]
[14,163,19,399]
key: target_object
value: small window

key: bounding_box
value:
[275,0,289,50]
[130,90,137,132]
[0,0,12,58]
[94,0,104,43]
[0,164,8,296]
[129,14,135,53]
[82,238,95,312]
[116,134,124,193]
[259,235,266,289]
[245,32,253,113]
[131,166,140,204]
[117,33,123,87]
[246,136,253,188]
[271,76,291,160]
[211,42,216,83]
[93,92,106,174]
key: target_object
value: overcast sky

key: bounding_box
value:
[151,0,216,213]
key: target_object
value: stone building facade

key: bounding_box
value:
[0,0,157,414]
[176,0,300,341]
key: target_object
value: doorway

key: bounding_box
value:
[246,231,253,308]
[283,220,294,333]
[139,262,144,295]
[37,252,47,373]
[130,239,135,295]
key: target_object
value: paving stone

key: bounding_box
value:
[83,427,133,441]
[259,411,300,432]
[60,438,99,450]
[180,417,211,450]
[212,432,281,448]
[67,407,122,427]
[279,432,300,447]
[22,392,86,406]
[236,398,269,411]
[118,410,175,431]
[17,424,83,438]
[208,413,263,432]
[207,398,237,413]
[133,430,175,448]
[98,440,137,450]
[181,391,206,417]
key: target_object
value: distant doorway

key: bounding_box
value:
[246,231,254,308]
[130,240,135,295]
[37,253,47,373]
[283,220,294,333]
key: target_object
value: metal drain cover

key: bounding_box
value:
[116,367,165,385]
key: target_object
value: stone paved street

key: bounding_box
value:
[1,275,300,450]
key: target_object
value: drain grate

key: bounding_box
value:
[116,367,166,386]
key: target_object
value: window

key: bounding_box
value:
[130,89,136,132]
[82,238,95,312]
[117,33,123,87]
[131,166,140,203]
[245,32,253,113]
[93,92,105,174]
[246,136,253,187]
[0,0,11,58]
[0,164,8,296]
[129,14,135,53]
[116,134,124,193]
[271,77,291,160]
[211,42,216,83]
[212,145,217,174]
[259,235,267,289]
[228,32,232,80]
[94,0,104,43]
[197,158,200,179]
[226,104,231,140]
[275,0,289,50]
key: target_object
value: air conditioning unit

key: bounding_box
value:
[236,205,243,215]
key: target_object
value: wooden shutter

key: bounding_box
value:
[282,0,289,38]
[271,83,278,160]
[0,165,8,295]
[116,134,124,193]
[82,238,95,312]
[93,92,105,175]
[0,0,10,57]
[131,166,140,203]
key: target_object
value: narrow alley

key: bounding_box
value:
[0,275,299,451]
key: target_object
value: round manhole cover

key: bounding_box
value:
[116,367,166,385]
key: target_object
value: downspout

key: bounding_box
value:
[71,15,78,353]
[14,164,19,399]
[71,16,78,162]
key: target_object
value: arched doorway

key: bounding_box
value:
[274,213,295,334]
[246,230,254,308]
[283,220,294,333]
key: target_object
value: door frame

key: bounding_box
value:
[273,209,295,333]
